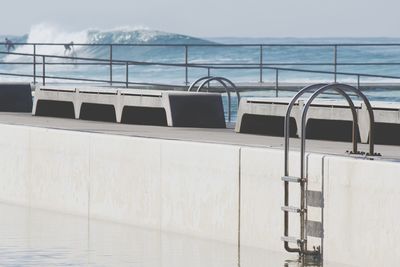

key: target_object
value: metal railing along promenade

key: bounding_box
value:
[1,42,400,93]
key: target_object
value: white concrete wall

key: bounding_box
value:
[323,156,400,267]
[0,123,399,266]
[0,124,239,244]
[240,147,302,251]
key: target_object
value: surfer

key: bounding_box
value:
[4,38,15,53]
[64,41,74,56]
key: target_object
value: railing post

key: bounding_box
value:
[184,45,188,85]
[33,44,36,84]
[42,56,46,86]
[109,44,113,86]
[333,45,337,82]
[125,62,129,88]
[275,69,279,97]
[357,75,360,89]
[259,45,263,83]
[207,67,211,89]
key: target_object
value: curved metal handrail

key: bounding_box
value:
[300,83,375,159]
[300,84,376,181]
[284,83,328,179]
[284,83,375,175]
[197,76,240,100]
[191,76,240,123]
[187,76,214,92]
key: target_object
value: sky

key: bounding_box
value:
[1,0,400,37]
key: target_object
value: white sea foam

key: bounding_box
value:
[4,23,88,62]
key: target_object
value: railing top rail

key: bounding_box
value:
[3,42,400,47]
[2,50,400,81]
[0,51,189,67]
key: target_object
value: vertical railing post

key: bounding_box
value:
[333,45,338,82]
[259,45,263,83]
[109,44,113,86]
[184,45,188,85]
[42,56,46,86]
[357,75,360,89]
[33,44,36,84]
[275,69,279,97]
[125,62,129,88]
[207,67,211,89]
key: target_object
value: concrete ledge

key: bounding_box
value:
[0,83,32,112]
[33,86,225,128]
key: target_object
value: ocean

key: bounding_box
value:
[0,24,400,85]
[1,24,400,117]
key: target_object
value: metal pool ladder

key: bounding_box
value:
[281,83,378,263]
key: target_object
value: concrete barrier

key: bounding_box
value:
[33,86,226,128]
[236,97,400,145]
[0,83,32,112]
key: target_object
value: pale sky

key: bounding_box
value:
[1,0,400,37]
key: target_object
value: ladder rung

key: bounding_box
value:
[281,176,303,183]
[281,206,303,213]
[281,236,304,244]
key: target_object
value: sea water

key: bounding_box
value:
[2,24,400,87]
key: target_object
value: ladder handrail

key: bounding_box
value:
[197,76,241,103]
[300,84,376,181]
[284,83,328,177]
[300,83,375,163]
[283,83,326,253]
[283,83,374,255]
[284,83,369,176]
[187,76,214,92]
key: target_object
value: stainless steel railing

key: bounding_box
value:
[2,42,400,91]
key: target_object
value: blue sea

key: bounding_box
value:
[1,24,400,105]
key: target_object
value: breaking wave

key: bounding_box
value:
[2,23,213,61]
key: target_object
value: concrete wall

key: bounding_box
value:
[0,123,398,266]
